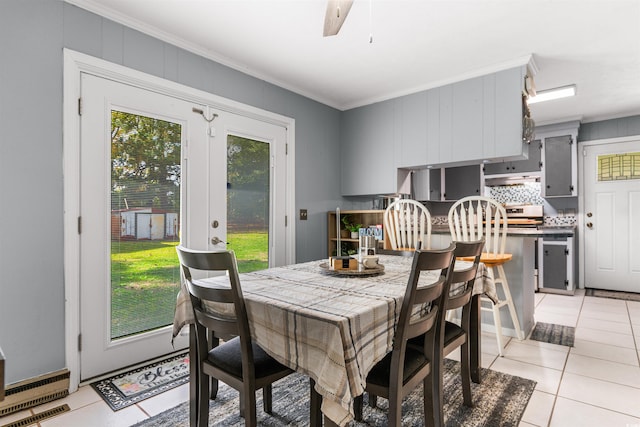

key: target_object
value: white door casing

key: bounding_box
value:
[64,49,295,390]
[581,137,640,292]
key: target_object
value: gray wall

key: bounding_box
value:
[579,115,640,141]
[0,0,342,384]
[3,0,640,388]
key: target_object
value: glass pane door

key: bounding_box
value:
[110,110,182,339]
[227,135,270,273]
[80,73,195,380]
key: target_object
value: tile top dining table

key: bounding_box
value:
[173,253,496,426]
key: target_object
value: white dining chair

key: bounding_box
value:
[448,196,523,356]
[384,199,432,251]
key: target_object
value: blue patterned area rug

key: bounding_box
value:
[132,359,536,426]
[92,352,189,411]
[530,322,575,347]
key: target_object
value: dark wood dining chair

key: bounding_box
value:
[353,244,456,427]
[408,239,485,425]
[176,246,294,427]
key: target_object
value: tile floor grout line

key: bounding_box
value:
[626,301,640,367]
[543,291,585,427]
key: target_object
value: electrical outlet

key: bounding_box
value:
[299,209,308,220]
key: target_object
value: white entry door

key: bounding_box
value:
[583,139,640,292]
[79,73,290,380]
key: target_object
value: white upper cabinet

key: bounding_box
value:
[341,65,529,196]
[341,100,397,196]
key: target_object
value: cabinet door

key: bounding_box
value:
[429,168,442,201]
[444,165,481,200]
[543,135,573,197]
[452,77,483,162]
[483,160,512,175]
[341,101,396,195]
[510,139,541,173]
[398,92,428,167]
[541,243,568,290]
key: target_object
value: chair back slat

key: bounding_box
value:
[448,196,507,256]
[384,199,432,251]
[446,240,484,311]
[176,246,251,343]
[395,244,456,346]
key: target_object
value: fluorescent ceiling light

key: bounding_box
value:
[528,85,576,104]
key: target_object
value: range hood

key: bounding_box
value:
[484,174,541,187]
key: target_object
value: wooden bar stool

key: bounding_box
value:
[448,196,524,356]
[384,199,432,250]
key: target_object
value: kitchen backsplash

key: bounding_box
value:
[544,215,577,226]
[429,182,577,227]
[485,183,544,205]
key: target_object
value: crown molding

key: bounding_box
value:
[63,0,343,110]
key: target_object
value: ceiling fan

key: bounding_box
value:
[323,0,354,37]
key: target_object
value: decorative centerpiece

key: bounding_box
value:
[341,215,363,239]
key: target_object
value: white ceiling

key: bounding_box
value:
[68,0,640,124]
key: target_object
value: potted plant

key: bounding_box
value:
[342,215,362,239]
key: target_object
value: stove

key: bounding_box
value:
[503,204,543,228]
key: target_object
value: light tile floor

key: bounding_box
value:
[2,290,639,426]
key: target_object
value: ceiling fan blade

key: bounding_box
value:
[323,0,354,37]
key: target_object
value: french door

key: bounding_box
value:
[583,139,640,292]
[79,73,288,380]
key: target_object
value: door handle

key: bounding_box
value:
[586,222,593,229]
[211,236,228,245]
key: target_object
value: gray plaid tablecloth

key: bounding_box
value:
[172,255,496,426]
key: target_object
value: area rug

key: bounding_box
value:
[132,359,536,426]
[585,288,640,302]
[529,322,575,347]
[92,352,189,411]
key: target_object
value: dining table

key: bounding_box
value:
[172,253,497,427]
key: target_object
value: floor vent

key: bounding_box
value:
[0,404,70,427]
[0,370,69,417]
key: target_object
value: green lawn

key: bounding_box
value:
[110,232,267,338]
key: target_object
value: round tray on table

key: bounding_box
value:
[318,262,385,276]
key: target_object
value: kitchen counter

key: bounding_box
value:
[432,224,575,237]
[430,225,541,339]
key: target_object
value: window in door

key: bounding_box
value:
[597,152,640,181]
[110,110,182,339]
[227,135,270,273]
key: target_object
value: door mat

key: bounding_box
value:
[585,288,640,302]
[131,359,536,427]
[529,322,575,347]
[91,352,189,411]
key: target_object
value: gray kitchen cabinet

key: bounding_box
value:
[537,121,579,198]
[444,165,482,200]
[484,139,541,175]
[542,135,575,197]
[450,77,484,163]
[397,92,428,167]
[412,168,441,201]
[341,100,396,196]
[395,65,528,169]
[538,236,574,293]
[343,64,531,196]
[414,164,481,201]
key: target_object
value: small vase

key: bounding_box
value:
[350,231,359,239]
